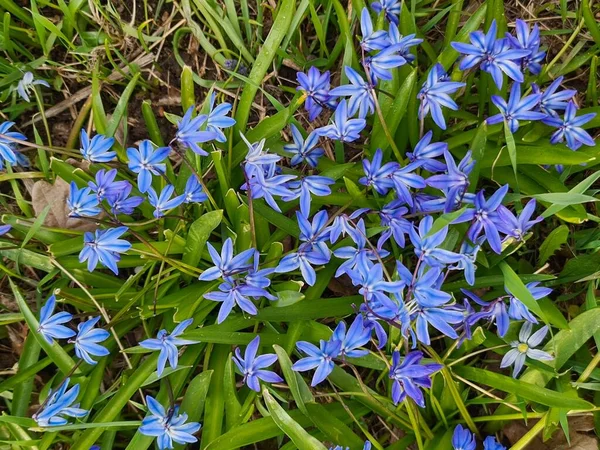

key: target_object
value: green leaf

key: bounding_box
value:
[305,403,365,449]
[262,388,327,450]
[106,72,141,138]
[499,262,545,318]
[538,225,569,266]
[273,345,313,416]
[534,193,599,206]
[183,210,223,269]
[453,366,593,409]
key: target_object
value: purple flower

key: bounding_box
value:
[406,131,447,173]
[360,8,390,51]
[359,148,398,195]
[175,106,216,156]
[199,238,255,281]
[292,339,342,386]
[79,226,131,274]
[463,289,511,338]
[88,169,128,201]
[317,99,366,142]
[204,280,275,323]
[487,83,546,133]
[233,335,283,391]
[106,182,143,216]
[67,181,100,217]
[453,184,509,254]
[418,64,465,130]
[37,295,75,344]
[147,185,186,218]
[426,150,474,212]
[79,129,115,163]
[500,322,553,377]
[542,101,596,150]
[371,0,401,24]
[329,66,374,119]
[389,350,442,407]
[497,199,542,241]
[296,67,335,121]
[451,20,530,88]
[139,319,197,376]
[377,200,411,248]
[127,140,171,193]
[506,19,545,75]
[532,76,576,117]
[332,315,371,358]
[284,124,324,168]
[452,425,476,450]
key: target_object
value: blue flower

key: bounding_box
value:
[32,379,87,427]
[532,76,576,117]
[332,315,371,358]
[389,350,442,406]
[487,83,546,133]
[199,238,255,281]
[206,92,236,142]
[391,162,426,207]
[506,281,551,324]
[0,121,26,168]
[70,316,110,365]
[233,335,283,391]
[506,19,545,75]
[283,175,335,217]
[204,281,275,323]
[317,99,366,142]
[79,129,116,163]
[418,64,465,130]
[242,135,282,170]
[88,168,128,201]
[365,44,407,83]
[542,101,597,150]
[127,140,171,193]
[0,224,11,236]
[452,425,476,450]
[106,182,143,215]
[388,24,422,63]
[334,218,388,277]
[183,175,208,203]
[284,125,324,168]
[426,150,474,212]
[371,0,401,24]
[175,106,216,156]
[377,200,411,248]
[359,7,390,51]
[497,199,542,241]
[359,148,398,195]
[16,71,50,102]
[463,290,511,338]
[500,322,553,377]
[329,66,375,119]
[409,216,462,268]
[67,182,100,217]
[483,436,506,450]
[406,131,447,173]
[243,166,296,213]
[292,339,342,386]
[454,184,510,254]
[451,20,530,88]
[37,294,75,344]
[139,396,201,450]
[451,241,481,286]
[79,226,131,274]
[349,263,405,304]
[139,319,197,376]
[296,67,335,121]
[147,185,186,218]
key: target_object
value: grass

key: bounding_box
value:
[0,0,599,449]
